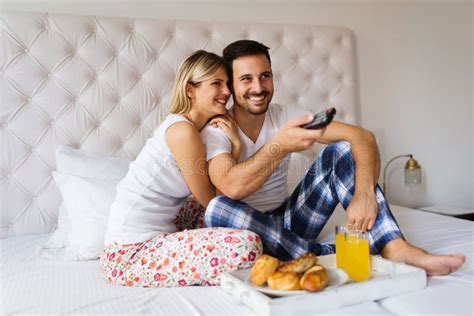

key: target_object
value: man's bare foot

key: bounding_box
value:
[380,238,466,276]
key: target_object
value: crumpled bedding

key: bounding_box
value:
[1,205,472,315]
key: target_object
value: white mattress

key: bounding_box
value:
[1,205,472,315]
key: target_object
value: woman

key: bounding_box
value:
[100,50,262,287]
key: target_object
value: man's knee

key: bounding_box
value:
[204,195,233,227]
[317,140,353,166]
[321,140,351,157]
[207,195,232,211]
[309,140,354,180]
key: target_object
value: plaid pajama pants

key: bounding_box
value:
[204,141,404,260]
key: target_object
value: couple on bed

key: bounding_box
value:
[99,40,465,288]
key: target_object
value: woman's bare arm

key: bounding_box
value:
[166,122,216,207]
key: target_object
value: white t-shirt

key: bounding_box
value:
[105,114,192,245]
[201,104,310,213]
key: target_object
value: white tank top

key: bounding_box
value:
[105,114,193,245]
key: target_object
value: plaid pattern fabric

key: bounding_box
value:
[205,141,404,260]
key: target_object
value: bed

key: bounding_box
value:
[1,11,473,315]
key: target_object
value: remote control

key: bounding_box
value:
[300,107,336,129]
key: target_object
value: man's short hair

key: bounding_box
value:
[222,40,271,86]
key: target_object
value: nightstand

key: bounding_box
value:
[418,205,474,221]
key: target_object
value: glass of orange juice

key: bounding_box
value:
[335,225,348,270]
[345,229,370,282]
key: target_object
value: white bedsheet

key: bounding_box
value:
[1,205,472,315]
[1,234,257,315]
[377,206,474,315]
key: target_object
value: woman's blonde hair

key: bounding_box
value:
[169,50,226,114]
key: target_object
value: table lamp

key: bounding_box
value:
[382,154,421,193]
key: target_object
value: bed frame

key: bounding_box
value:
[1,11,359,238]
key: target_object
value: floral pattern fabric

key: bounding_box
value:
[174,197,206,231]
[100,227,262,287]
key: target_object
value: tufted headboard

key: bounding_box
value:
[1,11,360,238]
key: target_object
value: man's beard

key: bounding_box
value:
[247,105,268,115]
[237,91,272,115]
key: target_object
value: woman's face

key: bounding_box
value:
[189,67,230,116]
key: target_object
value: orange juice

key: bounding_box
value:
[335,232,346,270]
[345,232,370,282]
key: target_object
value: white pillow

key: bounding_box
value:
[52,172,120,260]
[55,144,131,178]
[44,145,130,251]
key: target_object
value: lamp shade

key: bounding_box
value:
[404,157,421,185]
[383,154,422,195]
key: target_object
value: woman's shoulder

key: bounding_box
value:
[167,120,197,136]
[156,114,192,133]
[162,113,191,126]
[164,116,200,145]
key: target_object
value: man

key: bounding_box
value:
[201,40,464,276]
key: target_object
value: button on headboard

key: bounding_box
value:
[0,11,360,237]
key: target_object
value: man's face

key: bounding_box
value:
[231,54,274,115]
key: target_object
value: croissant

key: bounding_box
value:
[250,254,279,286]
[278,252,318,273]
[267,271,301,291]
[299,265,329,292]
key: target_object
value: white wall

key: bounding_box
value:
[3,0,473,210]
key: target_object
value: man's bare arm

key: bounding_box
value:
[208,140,287,200]
[208,115,326,200]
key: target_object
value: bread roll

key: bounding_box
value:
[267,271,301,291]
[250,254,279,286]
[278,252,318,273]
[299,265,329,292]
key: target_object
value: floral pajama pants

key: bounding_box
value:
[99,227,262,287]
